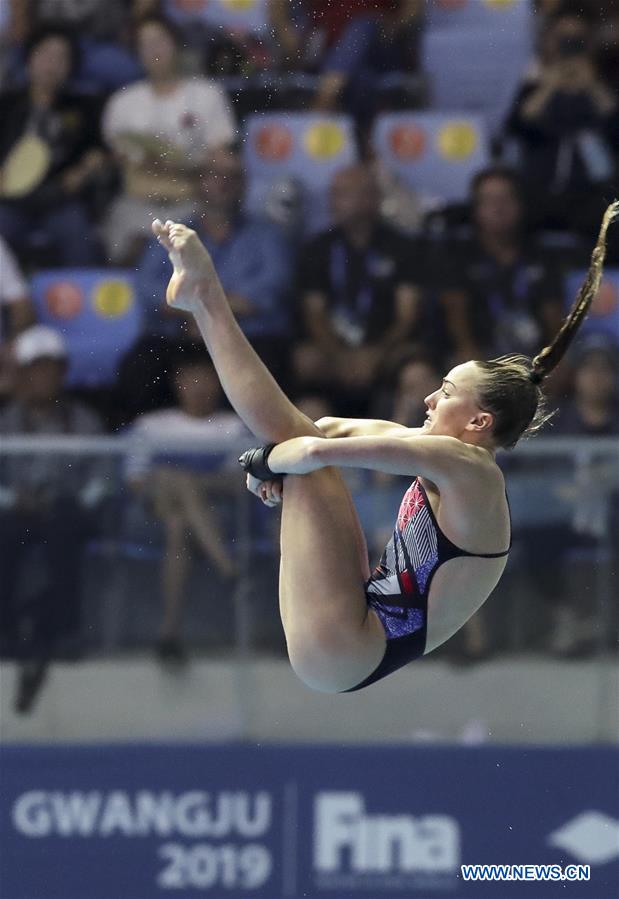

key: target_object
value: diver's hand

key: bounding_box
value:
[246,473,284,507]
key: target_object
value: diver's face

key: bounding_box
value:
[422,362,493,442]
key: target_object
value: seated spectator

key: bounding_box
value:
[5,0,146,92]
[270,0,408,71]
[0,325,106,714]
[0,235,35,402]
[537,337,619,656]
[554,336,619,435]
[126,349,248,663]
[313,0,423,129]
[139,146,292,338]
[122,146,293,418]
[437,167,564,367]
[0,27,105,266]
[504,7,619,237]
[102,14,237,264]
[370,347,442,429]
[293,163,425,416]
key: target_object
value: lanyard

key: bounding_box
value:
[329,238,374,324]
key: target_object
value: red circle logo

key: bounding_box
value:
[389,124,426,161]
[592,279,618,317]
[173,0,208,12]
[45,281,83,319]
[255,124,293,162]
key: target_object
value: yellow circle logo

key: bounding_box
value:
[437,122,478,160]
[222,0,256,9]
[484,0,516,8]
[304,123,345,160]
[93,280,133,318]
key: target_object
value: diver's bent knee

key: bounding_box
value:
[287,650,351,694]
[286,626,373,694]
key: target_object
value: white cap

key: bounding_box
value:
[14,325,67,366]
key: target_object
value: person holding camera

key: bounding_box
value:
[505,8,619,237]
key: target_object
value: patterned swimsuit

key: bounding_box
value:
[342,477,511,692]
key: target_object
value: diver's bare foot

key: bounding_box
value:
[152,219,216,313]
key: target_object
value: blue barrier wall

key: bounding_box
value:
[1,744,618,899]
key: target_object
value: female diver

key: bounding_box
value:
[152,200,617,694]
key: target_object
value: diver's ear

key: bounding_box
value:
[466,411,494,434]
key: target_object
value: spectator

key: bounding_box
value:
[437,167,565,367]
[140,146,292,337]
[0,27,104,266]
[313,0,423,128]
[293,162,425,416]
[270,0,408,70]
[0,235,35,403]
[0,325,107,714]
[505,8,619,236]
[102,14,237,263]
[538,338,619,656]
[126,349,248,663]
[122,146,292,418]
[371,348,442,429]
[7,0,156,44]
[554,336,619,436]
[5,0,146,92]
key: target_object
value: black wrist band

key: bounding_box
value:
[238,443,277,480]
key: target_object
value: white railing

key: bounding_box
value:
[1,434,617,455]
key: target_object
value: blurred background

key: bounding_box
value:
[0,1,618,897]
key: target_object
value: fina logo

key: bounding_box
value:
[313,792,460,877]
[548,812,619,865]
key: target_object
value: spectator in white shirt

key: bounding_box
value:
[102,14,237,263]
[127,348,247,663]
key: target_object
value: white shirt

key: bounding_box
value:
[0,237,28,342]
[102,76,236,162]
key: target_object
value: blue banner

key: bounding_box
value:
[1,744,617,898]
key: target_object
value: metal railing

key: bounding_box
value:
[1,433,617,657]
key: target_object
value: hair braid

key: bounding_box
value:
[474,200,618,448]
[530,199,619,383]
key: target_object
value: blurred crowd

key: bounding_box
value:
[1,0,618,712]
